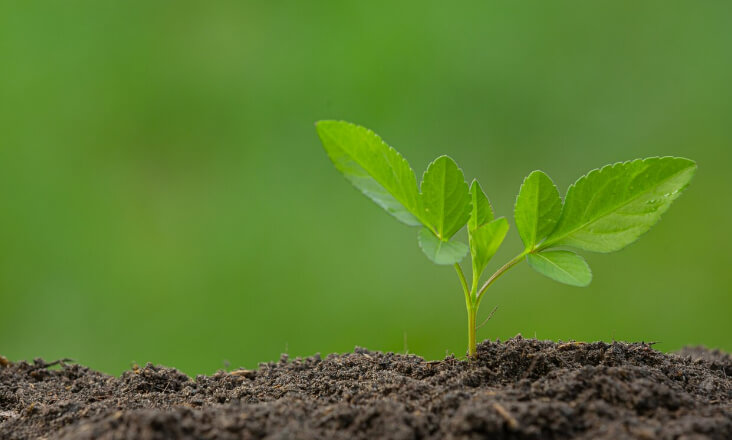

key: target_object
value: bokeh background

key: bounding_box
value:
[1,1,730,375]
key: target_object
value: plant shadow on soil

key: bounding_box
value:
[1,336,730,439]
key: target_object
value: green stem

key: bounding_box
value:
[454,263,471,310]
[475,251,527,311]
[455,263,477,357]
[458,250,529,357]
[467,305,477,356]
[470,267,479,298]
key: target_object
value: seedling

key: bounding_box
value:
[316,121,696,356]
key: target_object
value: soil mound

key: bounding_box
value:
[1,336,730,439]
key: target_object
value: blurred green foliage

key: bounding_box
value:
[1,1,730,375]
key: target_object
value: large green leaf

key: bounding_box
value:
[526,250,592,287]
[542,157,696,252]
[514,170,562,251]
[468,180,494,232]
[316,121,423,226]
[420,156,471,240]
[470,217,509,282]
[418,228,469,265]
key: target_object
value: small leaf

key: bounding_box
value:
[470,217,509,281]
[420,156,471,240]
[542,157,696,252]
[526,251,592,287]
[514,170,562,250]
[418,228,469,265]
[316,121,423,226]
[469,180,494,231]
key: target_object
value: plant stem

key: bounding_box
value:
[455,263,476,356]
[467,305,477,356]
[454,263,471,311]
[455,263,479,357]
[457,251,529,357]
[457,250,530,357]
[475,251,527,310]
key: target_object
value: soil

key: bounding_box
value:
[1,336,730,439]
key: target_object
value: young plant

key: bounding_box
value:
[316,121,696,356]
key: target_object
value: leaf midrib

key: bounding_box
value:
[435,161,448,238]
[529,177,541,246]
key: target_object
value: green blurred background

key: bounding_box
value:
[1,1,730,375]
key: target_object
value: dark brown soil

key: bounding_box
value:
[1,336,730,439]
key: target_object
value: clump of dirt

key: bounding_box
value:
[1,336,730,439]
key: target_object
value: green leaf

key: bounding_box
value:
[526,250,592,287]
[468,180,494,231]
[418,228,469,265]
[420,156,471,240]
[514,170,562,251]
[470,217,509,281]
[316,120,423,226]
[542,157,696,253]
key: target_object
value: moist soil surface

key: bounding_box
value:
[1,336,730,440]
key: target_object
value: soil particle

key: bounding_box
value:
[1,336,730,439]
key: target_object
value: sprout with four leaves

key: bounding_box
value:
[316,121,696,356]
